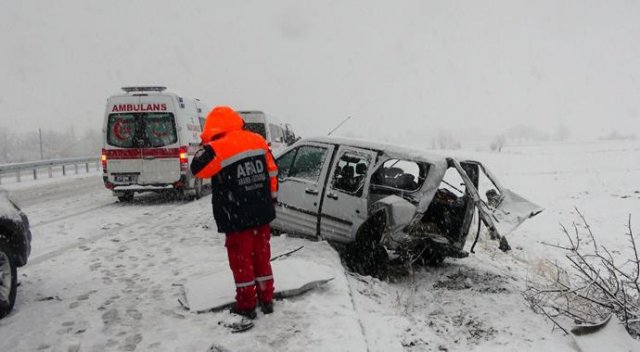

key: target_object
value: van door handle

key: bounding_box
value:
[304,188,318,195]
[327,192,338,200]
[144,156,155,160]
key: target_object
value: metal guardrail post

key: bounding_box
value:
[48,166,53,178]
[62,165,66,176]
[16,169,21,183]
[85,163,89,173]
[33,169,37,180]
[74,164,79,175]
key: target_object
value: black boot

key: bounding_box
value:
[230,305,257,320]
[260,301,274,314]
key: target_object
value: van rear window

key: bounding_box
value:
[107,113,177,148]
[245,122,267,139]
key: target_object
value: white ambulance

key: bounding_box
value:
[238,111,296,156]
[101,86,209,201]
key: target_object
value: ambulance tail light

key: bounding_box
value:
[179,146,188,171]
[101,148,107,172]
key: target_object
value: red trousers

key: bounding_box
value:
[225,224,274,310]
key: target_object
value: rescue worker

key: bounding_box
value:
[190,106,278,319]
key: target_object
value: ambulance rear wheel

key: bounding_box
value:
[194,179,203,200]
[117,192,134,202]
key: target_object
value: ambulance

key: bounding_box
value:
[101,86,209,202]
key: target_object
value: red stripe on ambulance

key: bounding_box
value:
[105,148,180,159]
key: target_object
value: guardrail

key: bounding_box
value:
[0,157,100,185]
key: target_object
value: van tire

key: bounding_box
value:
[344,211,388,278]
[117,192,134,202]
[0,241,17,319]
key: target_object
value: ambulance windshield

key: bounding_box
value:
[244,122,267,139]
[107,113,177,148]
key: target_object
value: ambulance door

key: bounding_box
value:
[140,112,181,184]
[105,113,143,185]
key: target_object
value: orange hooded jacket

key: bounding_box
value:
[191,106,278,233]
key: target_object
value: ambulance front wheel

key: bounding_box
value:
[117,192,134,202]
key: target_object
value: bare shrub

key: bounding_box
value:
[523,209,639,338]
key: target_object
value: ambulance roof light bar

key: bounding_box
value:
[121,86,167,93]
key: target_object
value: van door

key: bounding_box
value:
[272,143,335,238]
[451,159,542,237]
[140,113,180,184]
[320,146,377,243]
[105,114,143,184]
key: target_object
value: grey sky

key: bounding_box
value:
[1,0,639,142]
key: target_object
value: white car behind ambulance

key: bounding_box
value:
[101,86,209,201]
[238,111,297,156]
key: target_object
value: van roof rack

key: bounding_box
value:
[121,86,167,93]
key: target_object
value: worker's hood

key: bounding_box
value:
[200,106,245,142]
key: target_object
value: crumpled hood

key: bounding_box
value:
[200,106,245,142]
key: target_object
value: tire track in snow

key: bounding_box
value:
[28,200,193,266]
[31,202,113,228]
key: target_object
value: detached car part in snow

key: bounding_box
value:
[270,136,542,275]
[0,190,31,318]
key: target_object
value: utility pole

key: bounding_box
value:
[39,128,44,160]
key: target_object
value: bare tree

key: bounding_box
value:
[524,209,640,338]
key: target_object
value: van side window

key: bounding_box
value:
[269,124,284,143]
[331,153,371,197]
[286,146,328,182]
[370,159,429,193]
[275,149,296,181]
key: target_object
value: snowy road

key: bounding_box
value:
[0,174,370,352]
[0,140,639,351]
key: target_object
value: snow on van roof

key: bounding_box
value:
[304,136,450,163]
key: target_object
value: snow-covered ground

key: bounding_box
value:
[0,140,638,351]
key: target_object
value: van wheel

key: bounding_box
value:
[0,241,17,319]
[117,192,134,202]
[344,211,388,278]
[194,179,203,200]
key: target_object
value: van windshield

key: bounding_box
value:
[244,122,267,138]
[107,113,177,148]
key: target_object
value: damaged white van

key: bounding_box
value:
[101,86,209,201]
[271,136,543,276]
